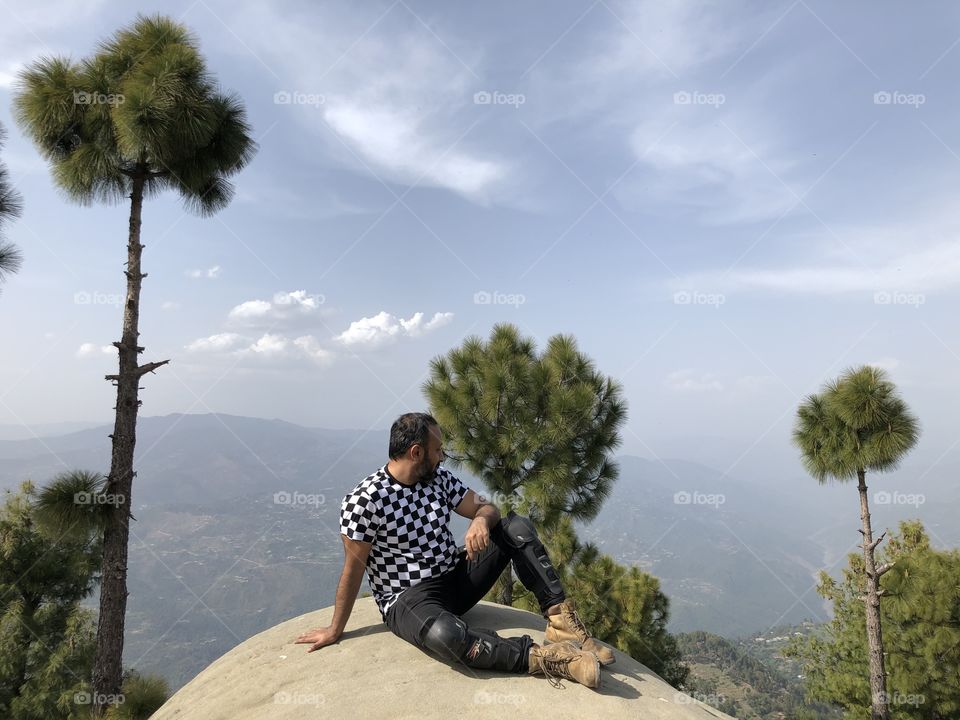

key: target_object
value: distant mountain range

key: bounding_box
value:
[1,412,955,692]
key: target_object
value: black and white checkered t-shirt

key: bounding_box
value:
[340,464,469,617]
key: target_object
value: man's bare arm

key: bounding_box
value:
[455,489,501,561]
[294,535,371,652]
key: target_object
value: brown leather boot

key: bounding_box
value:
[528,641,601,689]
[544,600,616,666]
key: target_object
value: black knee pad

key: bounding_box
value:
[500,511,540,547]
[499,512,565,603]
[421,611,531,672]
[421,611,470,661]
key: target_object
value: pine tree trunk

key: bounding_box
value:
[496,565,514,606]
[92,173,147,717]
[10,596,37,706]
[858,468,889,720]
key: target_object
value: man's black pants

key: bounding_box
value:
[383,512,566,673]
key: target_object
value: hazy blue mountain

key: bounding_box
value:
[0,413,952,691]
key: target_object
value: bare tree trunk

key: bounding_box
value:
[92,173,168,717]
[858,468,889,720]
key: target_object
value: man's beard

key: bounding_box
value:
[417,456,438,483]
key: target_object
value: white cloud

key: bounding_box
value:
[185,333,249,353]
[324,103,505,198]
[293,335,336,365]
[665,369,724,392]
[186,265,221,279]
[335,311,454,349]
[76,343,113,358]
[228,299,272,321]
[185,331,334,366]
[230,4,509,201]
[227,290,329,328]
[161,301,180,311]
[247,333,289,356]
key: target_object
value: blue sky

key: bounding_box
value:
[1,0,958,479]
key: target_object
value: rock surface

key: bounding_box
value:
[150,597,735,720]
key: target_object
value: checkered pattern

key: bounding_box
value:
[340,465,469,617]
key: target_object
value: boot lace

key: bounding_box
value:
[564,607,590,641]
[535,650,574,689]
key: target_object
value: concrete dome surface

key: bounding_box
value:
[150,597,735,720]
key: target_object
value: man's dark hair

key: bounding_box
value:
[388,412,439,459]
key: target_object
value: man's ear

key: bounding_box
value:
[408,444,423,463]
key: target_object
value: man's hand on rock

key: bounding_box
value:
[294,625,340,652]
[464,516,491,562]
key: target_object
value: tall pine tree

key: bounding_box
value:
[793,365,919,720]
[786,521,960,719]
[424,323,626,603]
[13,16,256,714]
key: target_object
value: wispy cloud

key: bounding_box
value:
[677,240,960,295]
[623,114,799,224]
[232,3,509,201]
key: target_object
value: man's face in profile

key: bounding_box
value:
[415,425,444,483]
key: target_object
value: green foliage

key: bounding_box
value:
[0,122,24,288]
[510,517,689,688]
[32,470,113,545]
[104,671,170,720]
[12,13,257,215]
[0,481,100,719]
[0,480,170,719]
[793,365,920,483]
[785,521,960,719]
[424,323,627,527]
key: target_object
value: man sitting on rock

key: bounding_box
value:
[295,412,614,689]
